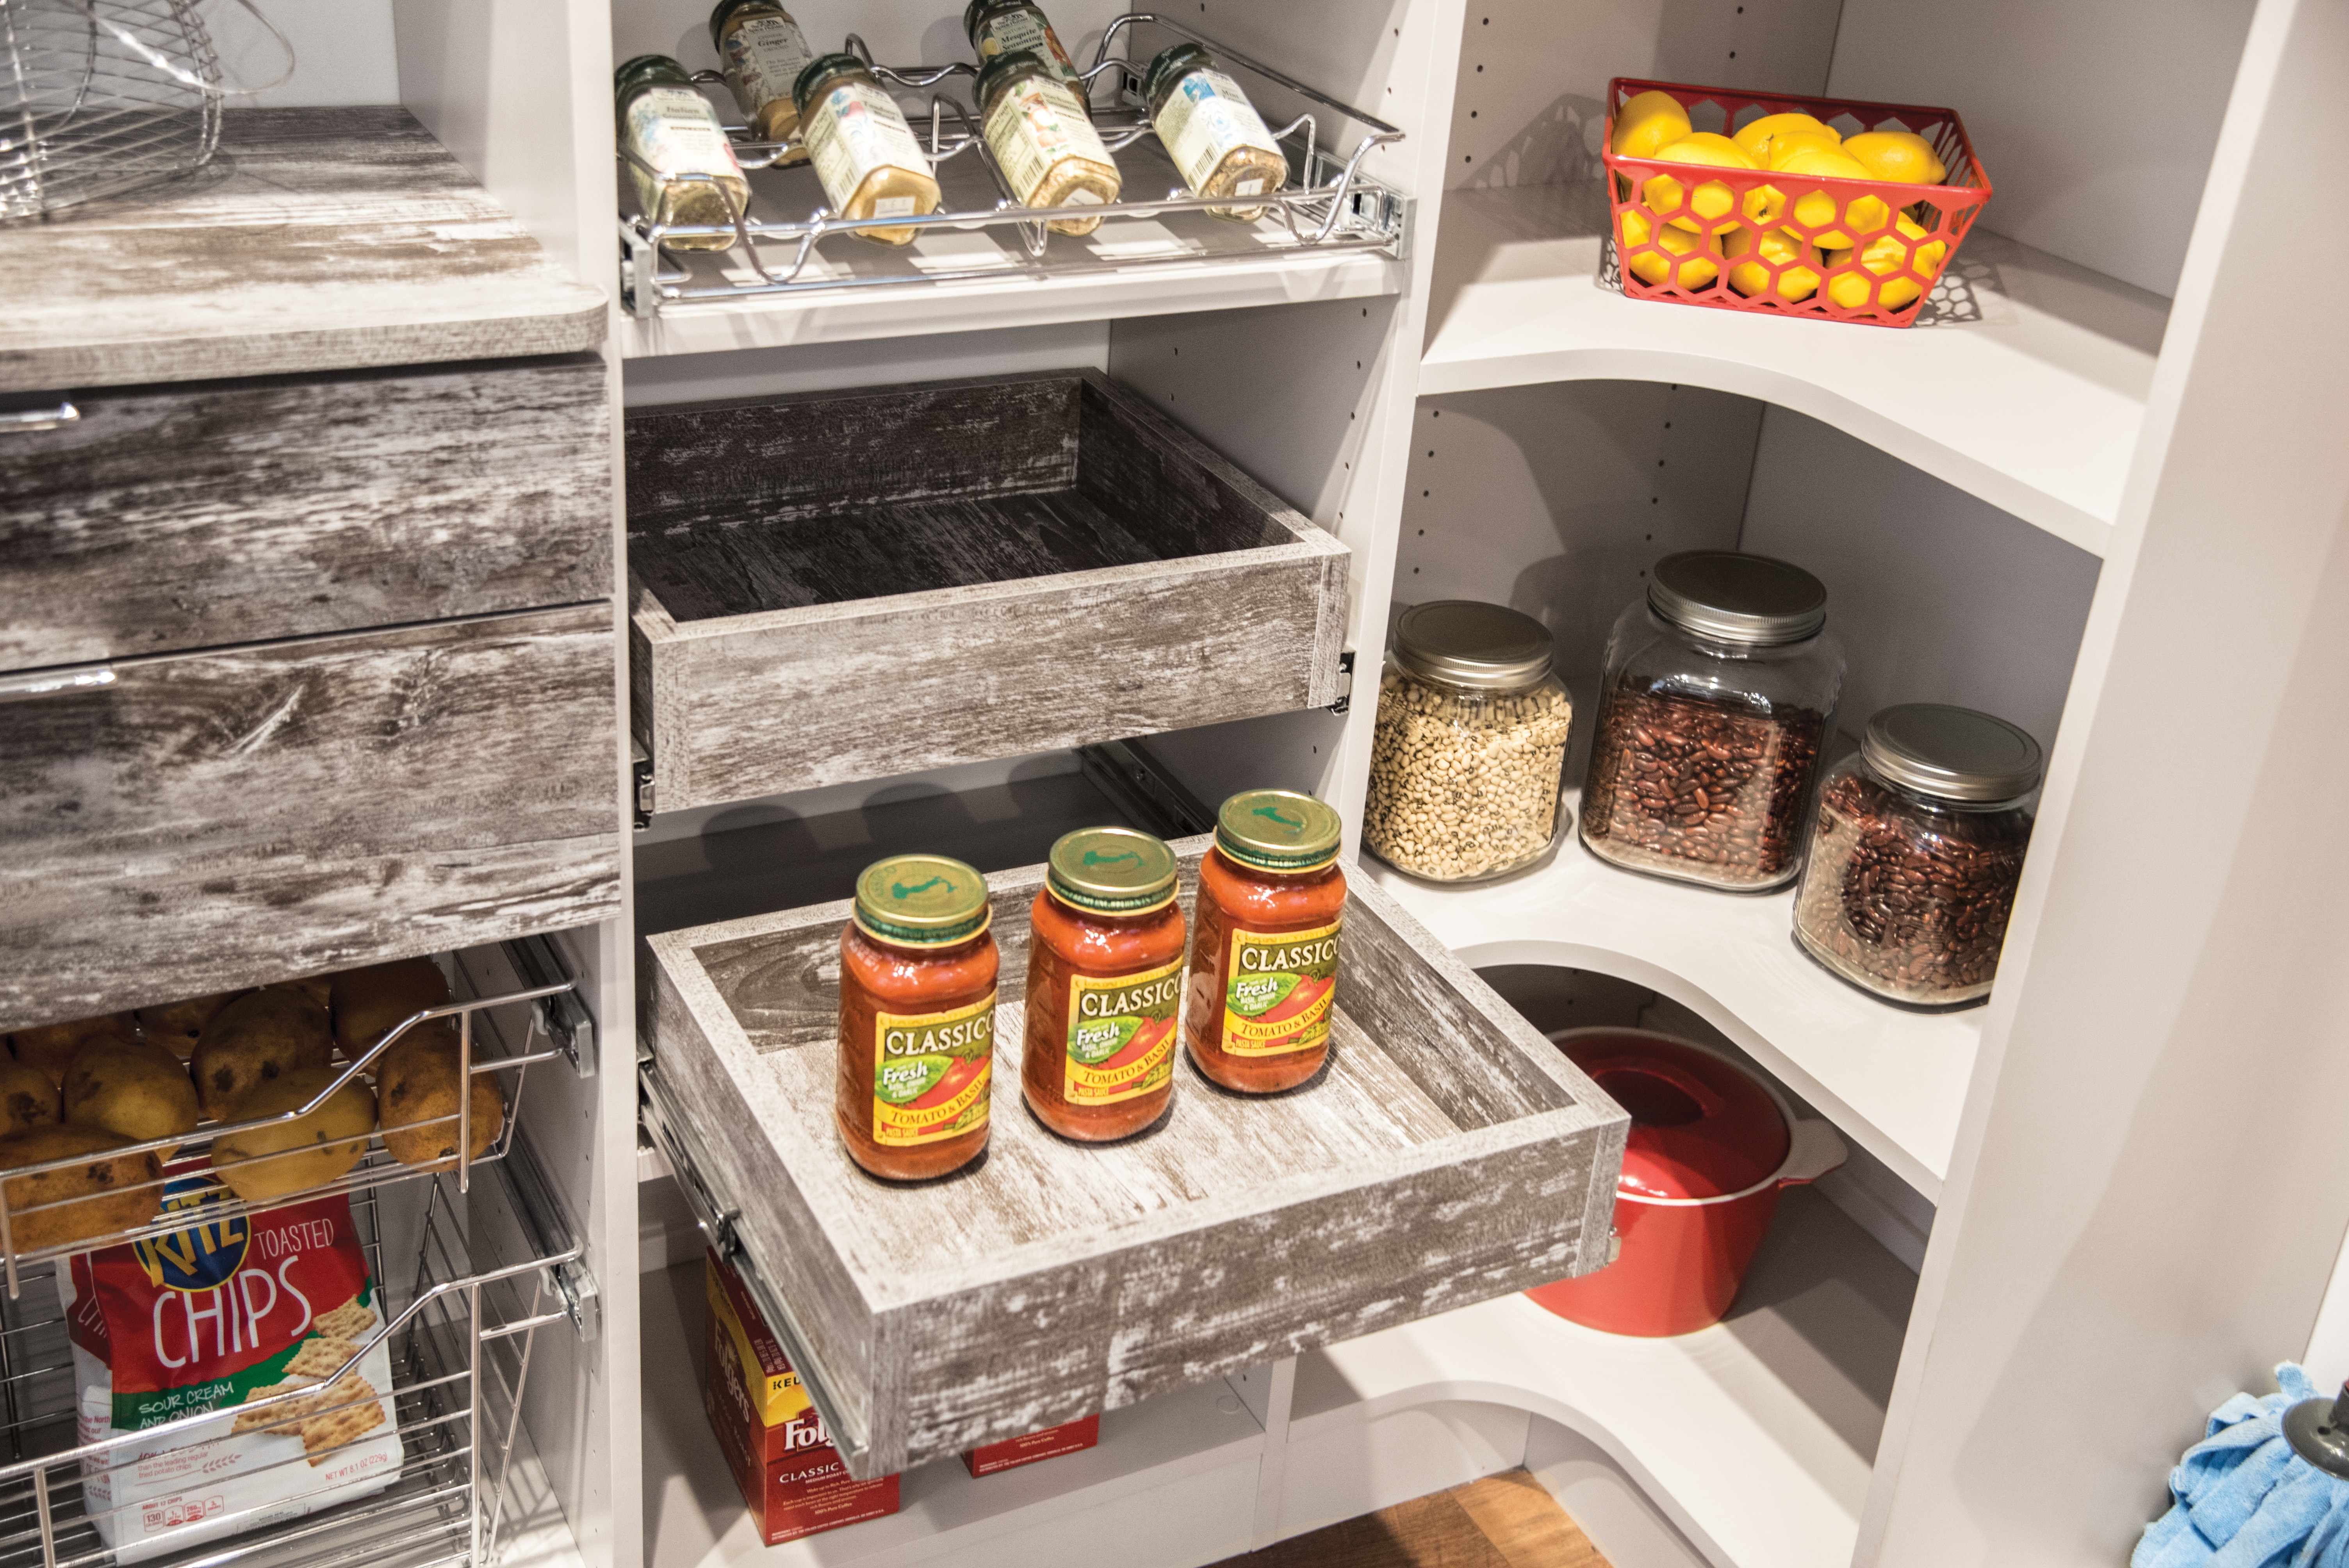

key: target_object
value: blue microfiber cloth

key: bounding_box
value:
[2135,1363,2349,1568]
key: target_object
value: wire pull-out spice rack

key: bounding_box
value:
[0,937,601,1568]
[618,12,1408,318]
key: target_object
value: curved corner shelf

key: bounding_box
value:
[1418,183,2171,559]
[1364,796,1980,1199]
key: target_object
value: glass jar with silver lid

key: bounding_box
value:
[1793,704,2042,1009]
[1363,601,1574,883]
[1580,551,1845,891]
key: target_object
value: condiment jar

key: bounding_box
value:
[1793,704,2042,1009]
[964,0,1082,89]
[1022,828,1186,1141]
[1185,790,1347,1094]
[792,53,941,246]
[1364,601,1574,884]
[1144,43,1289,222]
[710,0,814,157]
[1581,551,1845,891]
[976,50,1119,237]
[836,854,998,1180]
[616,55,751,250]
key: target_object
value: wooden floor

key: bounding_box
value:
[1210,1470,1612,1568]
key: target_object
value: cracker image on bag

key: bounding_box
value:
[59,1178,405,1563]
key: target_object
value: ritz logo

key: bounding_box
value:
[134,1179,249,1292]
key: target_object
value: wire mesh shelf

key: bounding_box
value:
[617,11,1408,318]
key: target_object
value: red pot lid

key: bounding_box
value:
[1558,1030,1789,1201]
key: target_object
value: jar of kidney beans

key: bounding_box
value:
[1579,551,1845,892]
[1793,704,2041,1009]
[1184,789,1346,1094]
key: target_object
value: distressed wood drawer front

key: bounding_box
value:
[0,355,612,670]
[628,371,1349,813]
[645,840,1627,1477]
[0,604,621,1031]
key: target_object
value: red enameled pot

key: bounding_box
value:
[1525,1028,1846,1337]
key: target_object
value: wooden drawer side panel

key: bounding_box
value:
[1075,376,1314,556]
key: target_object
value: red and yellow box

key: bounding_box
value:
[962,1415,1100,1477]
[704,1251,900,1545]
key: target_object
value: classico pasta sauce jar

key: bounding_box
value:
[1022,828,1186,1140]
[836,855,999,1180]
[1185,790,1347,1094]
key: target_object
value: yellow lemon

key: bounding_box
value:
[1731,112,1833,166]
[1643,133,1757,233]
[1625,216,1723,290]
[1823,214,1946,308]
[1724,226,1820,301]
[1764,126,1846,170]
[1775,146,1889,248]
[1611,89,1694,160]
[1841,129,1947,185]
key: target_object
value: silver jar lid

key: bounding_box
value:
[1862,704,2044,802]
[1647,551,1827,645]
[1392,600,1555,689]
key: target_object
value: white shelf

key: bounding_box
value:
[1418,183,2171,557]
[1365,794,1978,1198]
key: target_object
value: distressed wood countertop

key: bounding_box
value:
[2,105,606,392]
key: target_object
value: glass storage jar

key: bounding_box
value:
[793,53,941,245]
[1793,704,2041,1010]
[965,0,1084,89]
[616,54,750,250]
[1185,789,1346,1095]
[1363,601,1573,883]
[977,49,1119,236]
[1580,551,1844,891]
[1144,43,1288,221]
[710,0,814,155]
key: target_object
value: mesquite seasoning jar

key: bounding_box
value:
[837,855,999,1180]
[1793,704,2042,1009]
[793,53,941,245]
[1023,828,1187,1141]
[616,55,751,249]
[1186,790,1347,1094]
[1364,601,1573,883]
[1581,552,1844,891]
[1144,43,1289,221]
[977,50,1120,236]
[965,0,1082,88]
[710,0,814,154]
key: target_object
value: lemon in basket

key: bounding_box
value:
[1821,214,1947,308]
[1732,112,1833,166]
[1764,125,1846,169]
[1842,129,1948,185]
[1725,226,1821,301]
[1622,208,1723,289]
[1612,90,1693,160]
[1775,146,1891,248]
[1643,133,1757,233]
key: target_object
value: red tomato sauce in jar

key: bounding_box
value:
[836,853,999,1180]
[1022,827,1187,1141]
[1184,789,1347,1094]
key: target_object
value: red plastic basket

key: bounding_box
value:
[1601,77,1993,328]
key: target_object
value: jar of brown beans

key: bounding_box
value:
[1793,704,2041,1010]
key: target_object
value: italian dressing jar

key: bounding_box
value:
[616,55,750,249]
[836,855,998,1180]
[710,0,814,155]
[1793,704,2042,1010]
[793,53,941,246]
[1144,43,1288,221]
[1022,828,1185,1141]
[977,51,1119,236]
[964,0,1083,88]
[1185,790,1346,1094]
[1363,600,1573,883]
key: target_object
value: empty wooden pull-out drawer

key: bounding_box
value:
[626,371,1350,814]
[644,839,1626,1478]
[0,604,621,1030]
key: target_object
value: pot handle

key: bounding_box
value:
[1777,1117,1848,1188]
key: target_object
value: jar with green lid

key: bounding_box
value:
[791,53,942,246]
[1185,789,1347,1095]
[1144,43,1288,221]
[709,0,814,158]
[837,854,998,1180]
[616,54,750,250]
[964,0,1082,90]
[977,50,1120,237]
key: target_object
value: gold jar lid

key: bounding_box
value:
[1216,789,1342,873]
[854,855,992,946]
[1047,828,1178,915]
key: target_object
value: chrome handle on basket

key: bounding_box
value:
[0,663,113,701]
[0,403,77,433]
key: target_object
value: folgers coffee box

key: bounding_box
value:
[962,1414,1100,1476]
[703,1250,899,1545]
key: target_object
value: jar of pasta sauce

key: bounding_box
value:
[793,53,941,246]
[977,50,1119,236]
[965,0,1082,88]
[1185,790,1346,1094]
[836,854,998,1180]
[710,0,814,155]
[1144,43,1288,221]
[1022,828,1185,1141]
[616,54,750,249]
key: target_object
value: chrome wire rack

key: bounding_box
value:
[1,0,219,220]
[618,11,1408,317]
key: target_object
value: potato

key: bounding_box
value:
[0,1059,60,1135]
[135,992,245,1060]
[331,959,450,1060]
[10,1014,138,1087]
[209,1066,375,1202]
[194,989,332,1121]
[0,1126,162,1251]
[63,1037,200,1162]
[377,1021,505,1169]
[266,974,333,1010]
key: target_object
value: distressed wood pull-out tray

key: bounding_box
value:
[626,371,1349,814]
[644,838,1626,1478]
